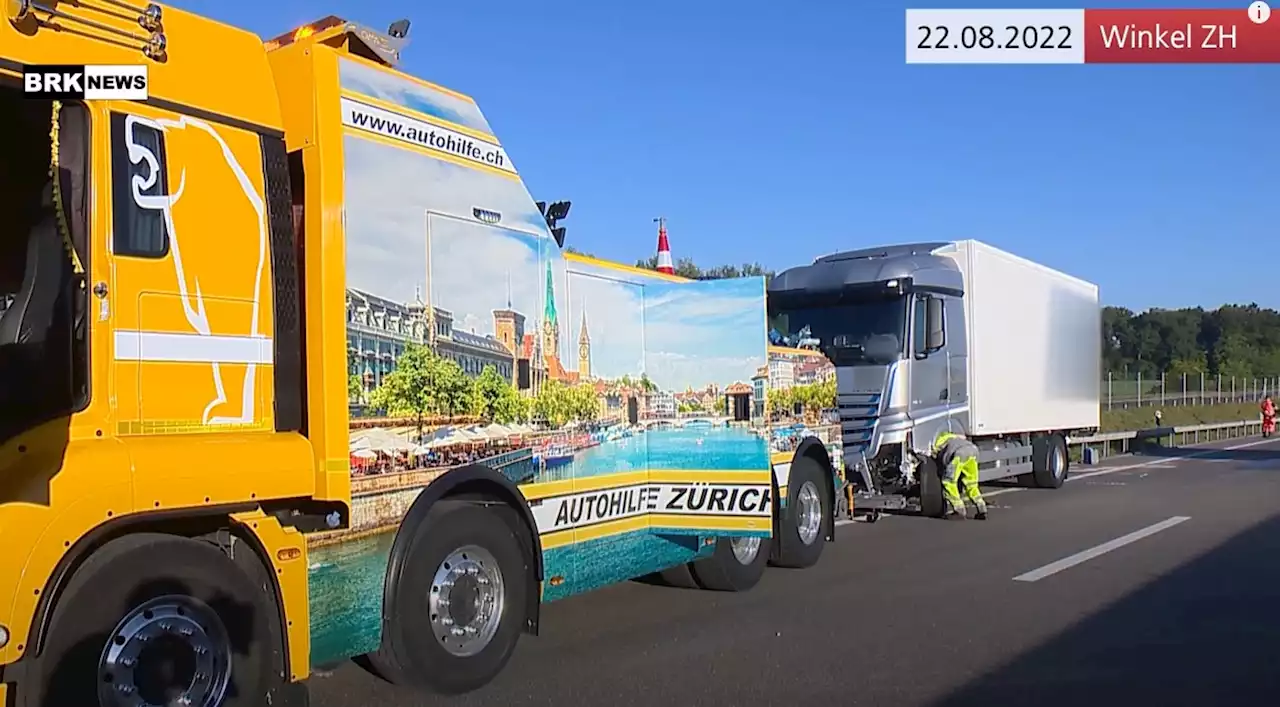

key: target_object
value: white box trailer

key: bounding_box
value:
[942,240,1101,436]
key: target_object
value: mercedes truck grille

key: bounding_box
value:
[837,392,880,454]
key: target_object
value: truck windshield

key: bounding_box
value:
[767,294,907,365]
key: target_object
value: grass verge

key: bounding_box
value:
[1101,402,1260,433]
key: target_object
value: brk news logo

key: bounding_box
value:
[23,64,148,100]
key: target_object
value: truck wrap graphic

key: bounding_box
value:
[307,57,771,666]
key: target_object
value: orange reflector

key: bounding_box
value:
[276,547,302,562]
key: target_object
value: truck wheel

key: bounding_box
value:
[1031,434,1069,489]
[32,532,276,707]
[364,502,528,695]
[689,534,771,592]
[918,457,946,518]
[772,458,829,568]
[656,562,701,589]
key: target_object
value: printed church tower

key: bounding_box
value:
[577,308,591,379]
[542,259,560,361]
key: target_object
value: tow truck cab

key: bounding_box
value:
[0,2,364,702]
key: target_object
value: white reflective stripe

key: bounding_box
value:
[114,330,274,364]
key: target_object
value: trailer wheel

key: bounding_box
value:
[364,502,527,695]
[1031,434,1069,489]
[772,457,829,568]
[689,534,771,592]
[918,457,947,518]
[31,532,276,707]
[655,562,702,589]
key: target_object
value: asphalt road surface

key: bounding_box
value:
[311,435,1280,707]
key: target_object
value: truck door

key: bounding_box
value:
[909,292,951,444]
[943,294,969,426]
[107,106,275,434]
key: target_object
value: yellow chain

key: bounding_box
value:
[49,100,85,275]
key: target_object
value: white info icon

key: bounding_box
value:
[1248,1,1271,24]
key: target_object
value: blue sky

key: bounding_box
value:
[180,0,1276,312]
[568,261,767,391]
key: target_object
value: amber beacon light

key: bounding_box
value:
[906,3,1280,64]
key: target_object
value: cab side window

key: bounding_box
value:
[110,113,170,258]
[913,294,946,358]
[912,297,928,357]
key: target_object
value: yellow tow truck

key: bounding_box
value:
[0,2,838,705]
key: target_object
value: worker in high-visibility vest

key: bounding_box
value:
[932,429,987,520]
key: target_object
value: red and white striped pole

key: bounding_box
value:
[654,217,674,275]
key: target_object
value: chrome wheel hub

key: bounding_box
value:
[1051,444,1067,479]
[429,545,505,658]
[98,595,232,707]
[729,536,762,564]
[796,481,823,546]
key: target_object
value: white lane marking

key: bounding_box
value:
[1069,437,1277,482]
[1012,515,1192,583]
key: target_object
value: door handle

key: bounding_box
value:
[939,389,948,401]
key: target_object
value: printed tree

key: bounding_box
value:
[471,364,530,424]
[368,343,473,434]
[348,373,364,404]
[533,380,600,428]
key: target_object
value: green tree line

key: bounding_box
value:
[1103,304,1280,379]
[354,343,600,433]
[566,245,773,281]
[634,254,773,282]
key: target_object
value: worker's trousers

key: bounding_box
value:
[942,455,986,516]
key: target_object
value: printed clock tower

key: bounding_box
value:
[577,309,591,379]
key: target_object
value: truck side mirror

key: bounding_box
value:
[925,297,945,352]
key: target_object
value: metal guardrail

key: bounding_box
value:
[1069,419,1264,462]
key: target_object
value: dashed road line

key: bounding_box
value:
[1012,515,1192,582]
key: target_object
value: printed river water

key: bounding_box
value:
[307,425,767,665]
